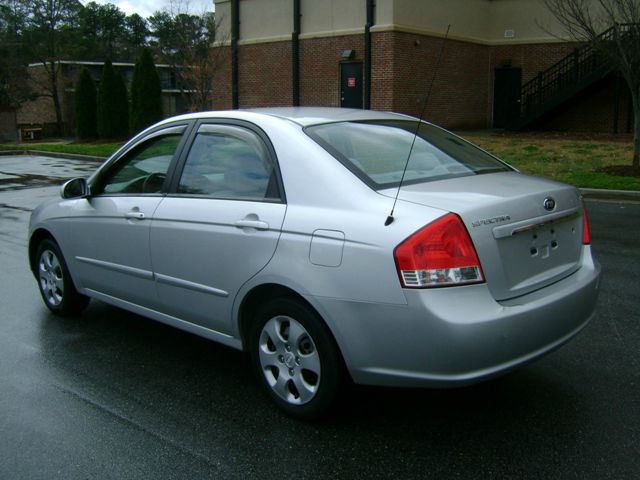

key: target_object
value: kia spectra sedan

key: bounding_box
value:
[29,107,601,418]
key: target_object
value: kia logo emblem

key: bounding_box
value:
[543,197,556,211]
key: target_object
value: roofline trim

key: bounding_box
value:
[212,25,573,49]
[27,60,175,68]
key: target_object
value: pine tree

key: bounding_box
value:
[97,60,129,139]
[130,47,163,134]
[113,71,129,138]
[74,68,97,139]
[97,60,117,138]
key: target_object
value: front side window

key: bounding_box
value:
[96,132,183,195]
[305,120,512,189]
[177,124,278,201]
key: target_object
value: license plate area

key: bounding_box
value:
[495,212,582,293]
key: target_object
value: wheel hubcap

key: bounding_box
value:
[258,315,321,405]
[38,249,64,306]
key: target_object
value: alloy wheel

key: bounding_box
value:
[258,315,321,405]
[38,249,64,307]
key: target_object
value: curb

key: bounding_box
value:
[580,188,640,202]
[0,149,105,163]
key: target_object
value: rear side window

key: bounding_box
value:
[177,124,279,201]
[305,120,512,189]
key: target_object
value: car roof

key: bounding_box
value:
[155,107,417,128]
[245,107,416,126]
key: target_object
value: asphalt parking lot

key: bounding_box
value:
[0,155,638,479]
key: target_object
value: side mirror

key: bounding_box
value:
[61,177,89,199]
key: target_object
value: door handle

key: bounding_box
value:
[125,210,145,220]
[234,219,269,230]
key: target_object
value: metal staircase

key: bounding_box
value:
[509,24,631,130]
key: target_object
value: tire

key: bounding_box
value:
[250,298,343,419]
[36,239,90,316]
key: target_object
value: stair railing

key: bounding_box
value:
[518,23,633,118]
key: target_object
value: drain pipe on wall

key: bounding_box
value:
[364,0,374,110]
[292,0,301,106]
[231,0,240,109]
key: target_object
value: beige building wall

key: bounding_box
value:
[390,0,574,43]
[214,0,232,43]
[213,0,592,45]
[216,0,378,43]
[299,0,368,38]
[486,0,570,43]
[239,0,291,42]
[389,0,492,42]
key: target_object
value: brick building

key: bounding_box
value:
[16,61,187,138]
[212,0,631,133]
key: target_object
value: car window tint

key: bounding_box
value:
[305,121,512,189]
[178,125,276,200]
[98,134,182,195]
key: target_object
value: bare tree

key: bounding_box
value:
[176,13,228,111]
[149,1,227,112]
[0,0,32,109]
[544,0,640,168]
[22,0,81,136]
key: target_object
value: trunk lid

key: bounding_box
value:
[381,172,585,301]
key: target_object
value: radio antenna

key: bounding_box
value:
[385,24,451,226]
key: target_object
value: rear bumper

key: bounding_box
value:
[309,247,601,387]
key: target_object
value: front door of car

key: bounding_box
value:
[68,126,188,308]
[149,123,286,335]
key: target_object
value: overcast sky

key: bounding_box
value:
[83,0,214,18]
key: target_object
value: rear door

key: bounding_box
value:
[340,62,363,109]
[493,68,522,128]
[149,122,286,334]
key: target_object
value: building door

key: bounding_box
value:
[340,62,363,109]
[493,68,522,128]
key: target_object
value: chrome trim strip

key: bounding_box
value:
[155,273,229,297]
[492,208,579,239]
[75,256,154,280]
[509,212,579,235]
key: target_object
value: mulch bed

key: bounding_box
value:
[458,129,634,143]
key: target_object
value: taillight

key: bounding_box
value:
[582,208,591,245]
[394,213,485,288]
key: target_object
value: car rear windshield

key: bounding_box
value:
[305,120,512,189]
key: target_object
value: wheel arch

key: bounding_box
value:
[237,283,308,349]
[236,283,348,370]
[28,228,56,275]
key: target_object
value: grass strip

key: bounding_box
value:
[2,133,639,191]
[462,133,639,191]
[0,142,122,158]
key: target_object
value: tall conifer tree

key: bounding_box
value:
[130,47,163,133]
[97,60,129,138]
[75,68,97,139]
[113,71,129,137]
[97,60,117,138]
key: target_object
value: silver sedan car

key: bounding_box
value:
[29,108,601,418]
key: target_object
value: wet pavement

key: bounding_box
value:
[0,155,99,255]
[0,155,638,479]
[0,155,99,191]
